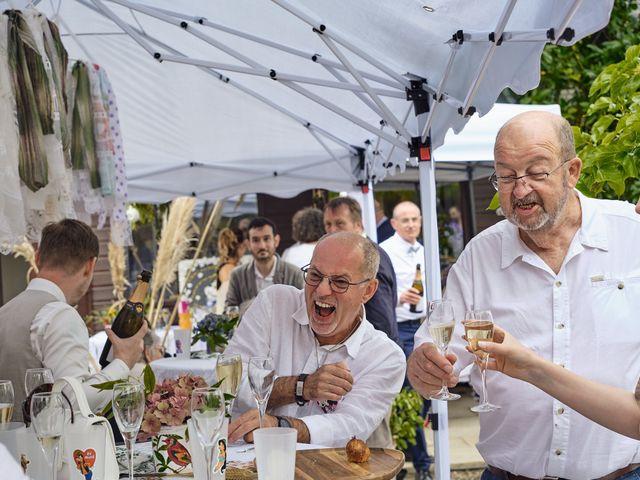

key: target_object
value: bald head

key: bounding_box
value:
[391,201,422,244]
[315,231,379,279]
[495,111,576,164]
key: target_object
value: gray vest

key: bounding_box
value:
[0,289,59,422]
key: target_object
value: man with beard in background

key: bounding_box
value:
[408,111,640,479]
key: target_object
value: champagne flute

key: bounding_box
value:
[216,353,242,415]
[191,387,226,480]
[25,368,54,396]
[427,300,460,401]
[248,356,275,429]
[112,382,145,480]
[463,310,500,413]
[30,392,66,480]
[0,380,14,424]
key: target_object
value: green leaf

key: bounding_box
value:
[90,379,121,391]
[486,193,500,211]
[143,364,156,394]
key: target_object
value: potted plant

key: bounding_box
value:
[191,313,239,354]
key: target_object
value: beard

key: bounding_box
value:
[506,182,570,232]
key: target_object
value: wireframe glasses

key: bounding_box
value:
[301,265,370,294]
[489,160,570,191]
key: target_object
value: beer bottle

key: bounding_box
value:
[99,270,152,368]
[409,264,424,313]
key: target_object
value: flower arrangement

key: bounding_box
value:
[140,373,208,436]
[191,313,239,353]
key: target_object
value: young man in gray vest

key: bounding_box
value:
[0,219,146,421]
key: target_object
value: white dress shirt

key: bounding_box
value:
[254,257,277,292]
[281,242,316,269]
[380,233,426,321]
[415,192,640,479]
[225,285,406,447]
[28,278,130,412]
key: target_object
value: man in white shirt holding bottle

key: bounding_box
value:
[380,201,432,480]
[408,111,640,479]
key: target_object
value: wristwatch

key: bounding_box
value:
[295,373,308,406]
[276,415,292,428]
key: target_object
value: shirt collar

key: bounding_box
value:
[254,257,277,280]
[27,277,67,303]
[500,190,608,269]
[292,298,367,359]
[391,232,421,254]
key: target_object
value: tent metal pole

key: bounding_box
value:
[556,0,583,45]
[272,0,410,87]
[115,1,406,90]
[461,0,517,114]
[416,111,450,480]
[321,63,386,118]
[89,0,157,58]
[307,129,355,178]
[316,32,413,140]
[421,44,460,143]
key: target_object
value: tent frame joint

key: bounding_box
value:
[405,75,430,116]
[410,136,431,162]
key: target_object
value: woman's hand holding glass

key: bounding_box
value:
[463,310,500,413]
[427,300,460,401]
[248,356,275,429]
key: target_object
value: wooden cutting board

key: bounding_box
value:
[294,447,405,480]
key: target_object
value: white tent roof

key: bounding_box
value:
[7,0,612,203]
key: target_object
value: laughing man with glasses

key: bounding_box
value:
[408,110,640,480]
[225,232,405,448]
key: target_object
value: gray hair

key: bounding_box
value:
[316,232,379,279]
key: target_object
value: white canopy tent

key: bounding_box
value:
[3,1,613,477]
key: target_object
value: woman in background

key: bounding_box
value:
[215,228,246,314]
[281,207,324,269]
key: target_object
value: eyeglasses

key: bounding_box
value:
[301,265,370,294]
[489,160,570,191]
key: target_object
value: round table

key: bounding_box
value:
[149,356,218,385]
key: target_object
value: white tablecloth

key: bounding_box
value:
[149,357,219,385]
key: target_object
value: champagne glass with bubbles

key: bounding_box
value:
[0,380,14,424]
[31,392,66,480]
[248,356,275,428]
[112,382,145,480]
[427,300,460,401]
[25,368,54,396]
[464,310,501,413]
[191,387,226,480]
[216,354,242,415]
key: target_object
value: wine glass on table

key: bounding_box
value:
[30,392,66,480]
[112,382,145,480]
[25,368,54,396]
[463,310,500,413]
[248,356,275,429]
[216,353,242,415]
[0,380,14,424]
[191,387,226,480]
[427,300,460,401]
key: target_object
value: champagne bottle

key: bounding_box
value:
[99,270,152,368]
[409,264,424,313]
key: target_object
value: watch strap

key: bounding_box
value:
[295,373,308,406]
[276,415,292,429]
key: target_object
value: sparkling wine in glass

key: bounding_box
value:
[0,380,15,423]
[30,392,66,480]
[248,356,275,429]
[25,368,54,396]
[112,382,145,480]
[191,387,226,480]
[427,300,460,401]
[216,353,242,415]
[464,310,500,412]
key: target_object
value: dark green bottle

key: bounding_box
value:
[99,270,152,368]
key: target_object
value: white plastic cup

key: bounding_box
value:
[174,328,192,359]
[253,427,297,480]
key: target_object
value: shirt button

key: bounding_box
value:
[555,449,562,456]
[557,407,565,414]
[555,281,562,287]
[556,323,565,329]
[618,282,624,290]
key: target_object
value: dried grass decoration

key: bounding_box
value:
[6,9,52,192]
[12,241,38,282]
[108,241,128,304]
[149,197,198,327]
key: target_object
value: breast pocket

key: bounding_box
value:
[590,274,640,355]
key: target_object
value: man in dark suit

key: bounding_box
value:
[323,197,399,344]
[375,199,395,243]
